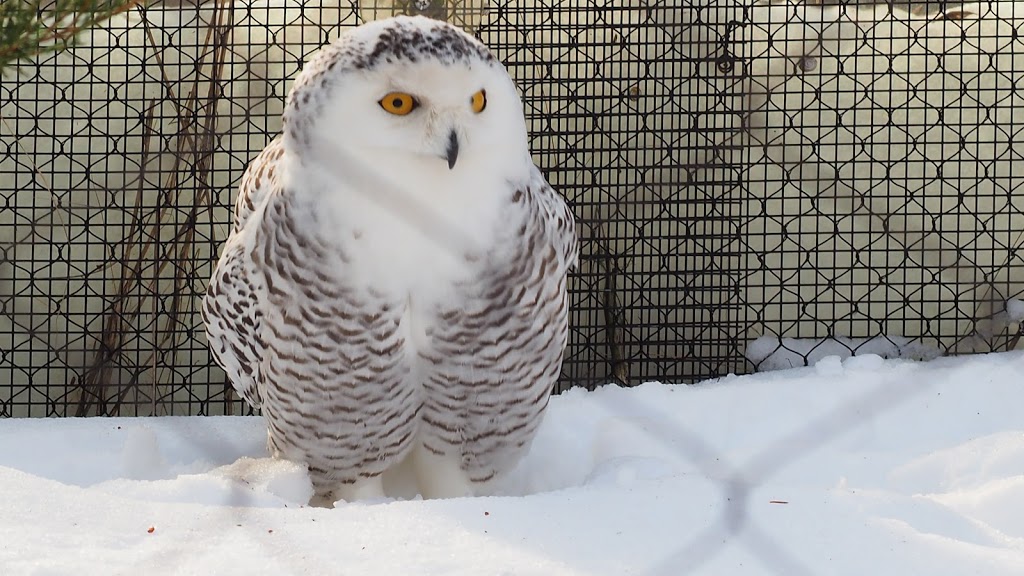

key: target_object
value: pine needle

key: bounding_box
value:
[0,0,148,73]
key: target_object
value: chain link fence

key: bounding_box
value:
[2,0,1022,419]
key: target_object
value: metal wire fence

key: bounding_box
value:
[1,0,1022,419]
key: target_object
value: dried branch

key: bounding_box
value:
[73,1,236,416]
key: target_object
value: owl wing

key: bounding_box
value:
[232,137,284,233]
[202,138,285,409]
[530,165,579,271]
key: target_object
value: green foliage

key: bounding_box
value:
[0,0,147,73]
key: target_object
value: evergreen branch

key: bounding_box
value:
[0,0,149,73]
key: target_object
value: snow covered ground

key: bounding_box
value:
[1,351,1022,575]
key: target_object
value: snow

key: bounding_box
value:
[746,334,944,370]
[2,352,1023,575]
[1007,299,1024,323]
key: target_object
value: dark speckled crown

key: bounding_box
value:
[353,17,495,69]
[282,15,498,146]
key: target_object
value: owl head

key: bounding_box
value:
[282,16,532,186]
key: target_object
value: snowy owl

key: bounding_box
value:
[202,15,578,505]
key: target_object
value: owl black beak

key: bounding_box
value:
[445,130,459,170]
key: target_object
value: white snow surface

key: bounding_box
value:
[1007,299,1024,323]
[2,352,1023,575]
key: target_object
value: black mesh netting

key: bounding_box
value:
[2,1,1022,417]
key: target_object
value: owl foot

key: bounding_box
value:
[410,442,475,500]
[334,475,387,505]
[310,475,386,507]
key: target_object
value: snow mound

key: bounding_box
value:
[746,335,944,371]
[1,352,1023,575]
[95,457,314,508]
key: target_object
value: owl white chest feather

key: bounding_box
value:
[291,153,520,307]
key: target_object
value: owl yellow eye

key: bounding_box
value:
[470,89,487,113]
[379,92,418,116]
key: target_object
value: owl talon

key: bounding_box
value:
[411,443,476,499]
